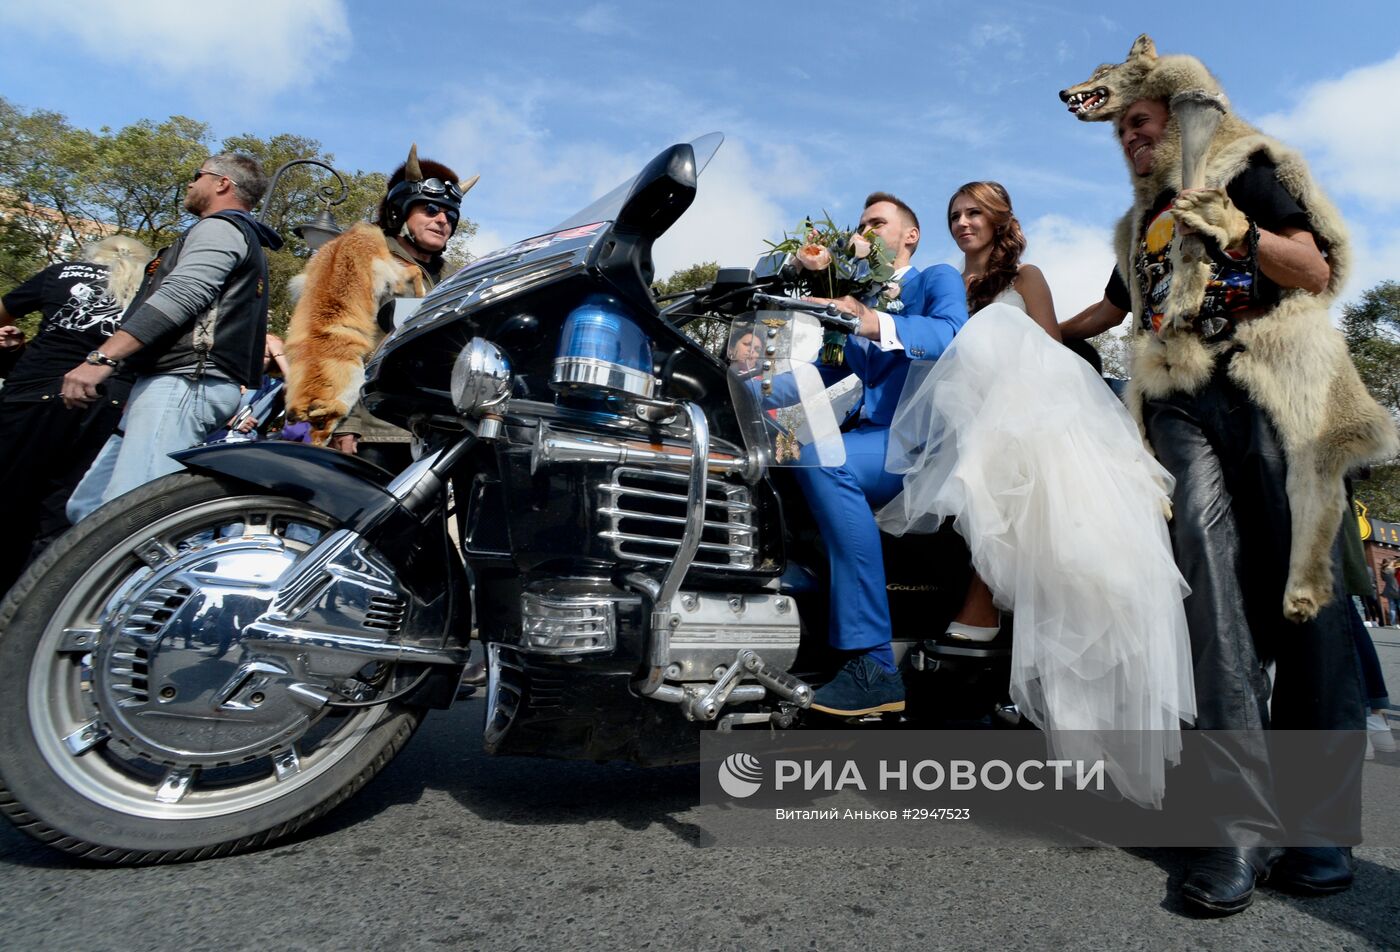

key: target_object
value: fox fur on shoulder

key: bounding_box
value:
[284,223,425,445]
[1063,35,1399,622]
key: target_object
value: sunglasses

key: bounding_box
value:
[416,201,459,224]
[192,168,240,187]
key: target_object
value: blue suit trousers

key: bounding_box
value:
[793,423,904,652]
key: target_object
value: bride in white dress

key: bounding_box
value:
[877,182,1196,807]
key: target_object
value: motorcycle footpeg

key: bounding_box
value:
[737,649,812,708]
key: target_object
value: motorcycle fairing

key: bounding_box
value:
[726,312,846,468]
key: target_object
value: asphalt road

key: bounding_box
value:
[2,635,1399,952]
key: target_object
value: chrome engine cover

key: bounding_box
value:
[666,591,799,680]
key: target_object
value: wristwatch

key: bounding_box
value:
[84,350,121,368]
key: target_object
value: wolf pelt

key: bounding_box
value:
[1064,35,1398,621]
[284,223,425,445]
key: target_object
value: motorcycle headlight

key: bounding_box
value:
[450,338,512,416]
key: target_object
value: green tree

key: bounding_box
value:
[1342,281,1400,520]
[653,261,725,355]
[1093,330,1132,380]
[0,97,104,279]
[653,261,719,297]
[97,115,211,245]
[0,97,480,340]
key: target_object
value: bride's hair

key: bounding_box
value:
[948,181,1026,313]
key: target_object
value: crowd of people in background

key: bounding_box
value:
[0,146,470,581]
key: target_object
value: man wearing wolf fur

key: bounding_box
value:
[62,154,283,523]
[285,146,478,470]
[1060,36,1397,915]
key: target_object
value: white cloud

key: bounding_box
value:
[0,0,351,97]
[461,225,513,262]
[1023,214,1118,321]
[433,93,640,246]
[1259,52,1400,207]
[917,103,1005,149]
[436,91,799,280]
[971,22,1025,58]
[1337,220,1400,308]
[571,4,635,37]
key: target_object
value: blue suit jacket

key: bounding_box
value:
[843,263,968,426]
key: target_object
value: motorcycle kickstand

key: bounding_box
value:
[716,703,801,732]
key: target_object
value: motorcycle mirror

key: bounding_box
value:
[614,142,698,239]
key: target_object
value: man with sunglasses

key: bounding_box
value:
[332,148,476,471]
[62,153,282,522]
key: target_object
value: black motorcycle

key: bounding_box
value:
[0,134,1008,862]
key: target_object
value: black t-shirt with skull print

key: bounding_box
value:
[1,261,134,401]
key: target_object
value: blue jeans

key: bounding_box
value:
[792,424,905,652]
[68,374,242,523]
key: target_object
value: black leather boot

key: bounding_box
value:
[1180,847,1278,916]
[456,660,487,698]
[460,660,487,687]
[1267,847,1354,896]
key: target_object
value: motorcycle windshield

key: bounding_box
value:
[726,311,846,468]
[548,132,724,233]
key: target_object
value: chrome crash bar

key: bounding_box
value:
[630,401,710,702]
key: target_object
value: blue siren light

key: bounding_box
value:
[551,293,656,398]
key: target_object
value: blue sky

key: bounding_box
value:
[2,1,1397,318]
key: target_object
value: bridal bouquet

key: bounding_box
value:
[766,214,903,313]
[766,215,902,366]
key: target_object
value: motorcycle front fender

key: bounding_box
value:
[171,441,400,526]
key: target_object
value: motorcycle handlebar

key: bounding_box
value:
[750,293,860,334]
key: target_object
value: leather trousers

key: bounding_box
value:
[1143,360,1364,845]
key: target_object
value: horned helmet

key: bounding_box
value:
[378,144,480,243]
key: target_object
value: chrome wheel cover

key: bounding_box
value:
[28,495,391,821]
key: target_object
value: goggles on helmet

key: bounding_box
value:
[416,178,462,203]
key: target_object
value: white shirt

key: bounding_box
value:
[868,264,911,352]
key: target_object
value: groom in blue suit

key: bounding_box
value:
[798,192,969,715]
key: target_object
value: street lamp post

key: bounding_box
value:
[258,158,349,252]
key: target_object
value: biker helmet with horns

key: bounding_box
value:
[377,143,480,246]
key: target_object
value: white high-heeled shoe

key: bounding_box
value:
[944,617,1002,644]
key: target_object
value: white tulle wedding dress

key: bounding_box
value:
[877,291,1196,807]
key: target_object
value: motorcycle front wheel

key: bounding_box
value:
[0,473,424,864]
